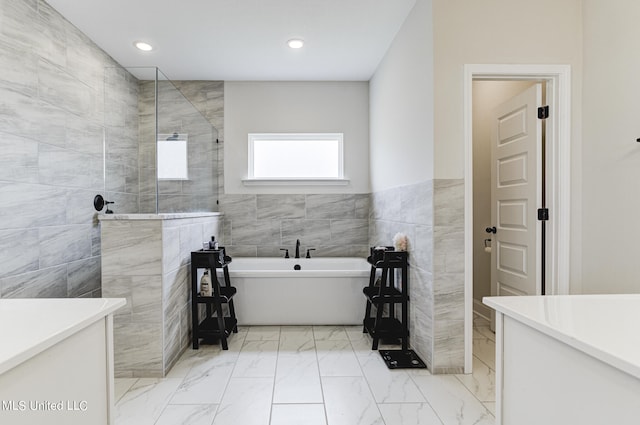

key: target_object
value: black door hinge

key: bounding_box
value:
[537,208,549,221]
[538,106,549,120]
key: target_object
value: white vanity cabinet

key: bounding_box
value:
[0,298,125,425]
[484,295,640,425]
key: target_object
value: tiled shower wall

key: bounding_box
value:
[104,66,140,213]
[0,0,137,298]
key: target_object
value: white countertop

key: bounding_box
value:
[483,294,640,380]
[98,212,221,221]
[0,298,126,375]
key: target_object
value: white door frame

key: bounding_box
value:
[463,64,571,373]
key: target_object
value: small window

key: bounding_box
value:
[157,133,188,180]
[247,133,345,184]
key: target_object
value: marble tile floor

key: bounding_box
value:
[468,315,497,415]
[114,325,495,425]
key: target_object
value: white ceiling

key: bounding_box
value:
[46,0,416,81]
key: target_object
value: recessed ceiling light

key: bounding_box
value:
[287,39,304,49]
[134,41,153,51]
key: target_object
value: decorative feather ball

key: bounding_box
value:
[393,232,408,251]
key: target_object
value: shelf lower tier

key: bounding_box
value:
[363,286,405,304]
[196,316,238,338]
[363,317,408,339]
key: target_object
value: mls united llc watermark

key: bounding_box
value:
[2,400,88,412]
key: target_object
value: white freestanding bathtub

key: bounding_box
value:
[227,257,370,325]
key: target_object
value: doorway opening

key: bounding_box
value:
[472,80,544,325]
[463,65,572,373]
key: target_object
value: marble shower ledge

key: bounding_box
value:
[98,212,222,220]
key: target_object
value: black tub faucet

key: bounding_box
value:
[295,239,301,258]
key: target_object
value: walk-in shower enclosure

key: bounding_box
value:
[103,67,218,213]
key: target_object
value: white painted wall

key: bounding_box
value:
[433,0,583,179]
[581,1,640,294]
[224,81,370,194]
[433,0,584,292]
[369,0,434,192]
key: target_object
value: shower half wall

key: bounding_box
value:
[103,67,219,214]
[101,68,221,376]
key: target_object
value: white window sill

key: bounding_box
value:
[242,178,350,186]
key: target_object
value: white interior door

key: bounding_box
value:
[490,84,542,301]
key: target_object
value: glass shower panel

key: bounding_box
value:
[155,69,218,213]
[103,66,218,214]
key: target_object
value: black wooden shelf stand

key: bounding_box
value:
[362,247,409,350]
[191,248,238,350]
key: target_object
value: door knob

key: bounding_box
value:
[485,226,497,234]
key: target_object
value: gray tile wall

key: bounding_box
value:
[162,215,221,373]
[101,214,221,377]
[102,219,164,377]
[369,179,465,374]
[432,179,465,374]
[219,194,370,258]
[369,181,434,369]
[0,0,137,299]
